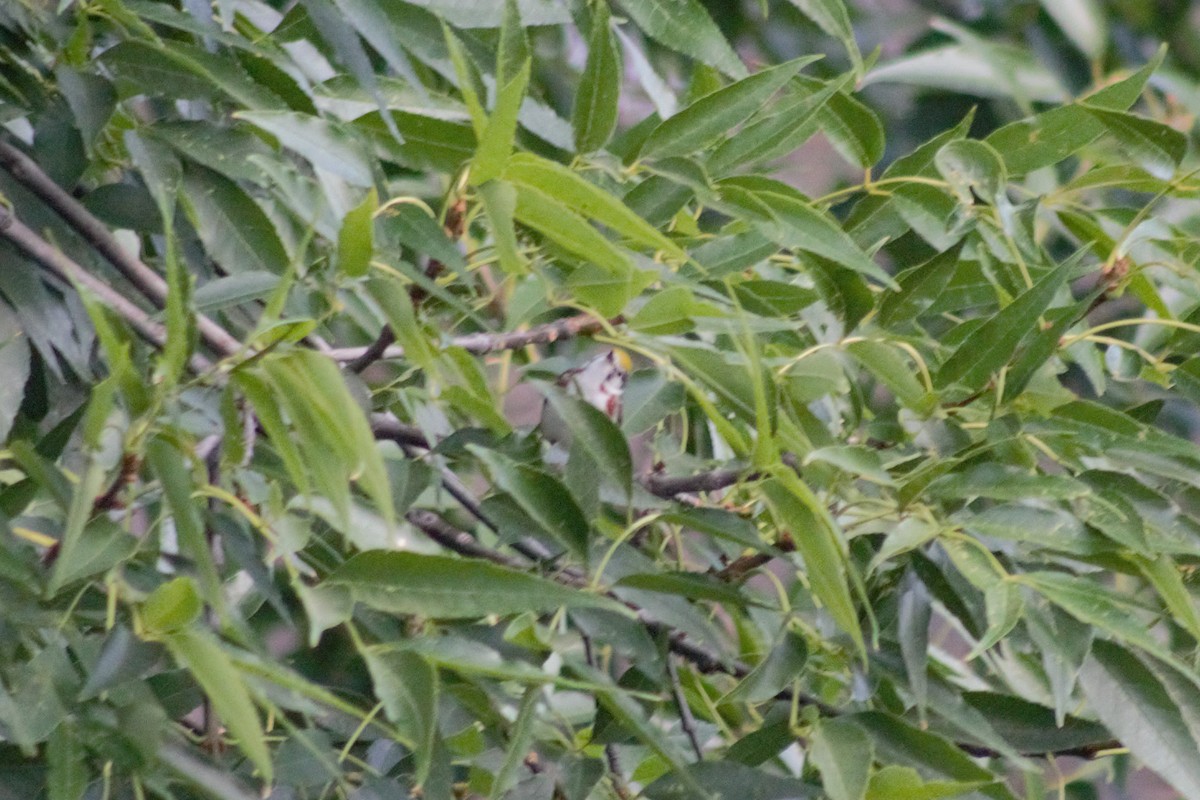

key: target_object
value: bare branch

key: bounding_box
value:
[0,139,243,358]
[666,655,704,761]
[346,327,395,373]
[642,467,755,499]
[326,313,618,362]
[0,204,214,372]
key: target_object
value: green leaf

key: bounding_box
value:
[489,686,539,799]
[1039,0,1107,59]
[935,258,1072,393]
[810,718,872,800]
[721,629,807,704]
[471,12,530,186]
[325,551,628,617]
[845,340,931,413]
[1079,105,1187,175]
[1022,572,1180,669]
[865,44,1064,104]
[503,152,687,259]
[470,446,590,559]
[102,40,285,109]
[539,388,633,501]
[1131,554,1200,644]
[236,110,374,186]
[984,46,1165,175]
[814,84,885,169]
[513,183,633,275]
[479,179,526,274]
[718,177,896,287]
[934,139,1007,205]
[640,57,813,160]
[48,454,110,594]
[644,761,813,799]
[615,571,750,607]
[566,263,654,317]
[847,712,1007,793]
[630,285,698,335]
[361,648,437,785]
[707,75,848,174]
[786,0,862,77]
[147,437,223,613]
[866,766,987,800]
[619,0,746,79]
[142,577,203,636]
[573,2,621,153]
[763,471,864,658]
[1079,640,1200,798]
[179,165,290,275]
[337,188,377,277]
[968,581,1024,659]
[804,445,894,486]
[47,725,88,800]
[194,272,280,312]
[166,629,273,783]
[876,241,966,329]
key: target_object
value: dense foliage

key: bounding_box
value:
[4,0,1200,798]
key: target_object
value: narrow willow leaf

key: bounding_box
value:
[141,577,203,636]
[786,0,862,76]
[503,152,687,259]
[361,648,437,785]
[471,37,530,184]
[180,165,290,275]
[479,179,526,274]
[166,629,273,783]
[718,177,896,287]
[337,188,377,278]
[573,2,620,152]
[847,712,1008,793]
[47,725,88,800]
[147,438,223,613]
[619,0,746,79]
[236,110,374,186]
[934,139,1007,205]
[935,258,1072,393]
[512,182,632,275]
[326,551,627,617]
[763,471,865,658]
[1022,571,1181,670]
[1079,105,1187,176]
[471,446,590,559]
[1039,0,1107,59]
[488,686,539,800]
[1079,640,1200,798]
[539,387,633,500]
[810,718,872,800]
[640,57,814,160]
[984,45,1165,175]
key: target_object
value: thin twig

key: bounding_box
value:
[0,139,242,358]
[641,467,754,499]
[582,633,631,800]
[346,327,395,373]
[325,313,618,362]
[665,655,704,761]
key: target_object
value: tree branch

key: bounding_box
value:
[642,467,754,499]
[0,139,242,358]
[0,204,214,372]
[326,313,619,362]
[401,507,1121,761]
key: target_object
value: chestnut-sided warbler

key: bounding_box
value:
[539,348,632,445]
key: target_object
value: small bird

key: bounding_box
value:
[540,348,632,445]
